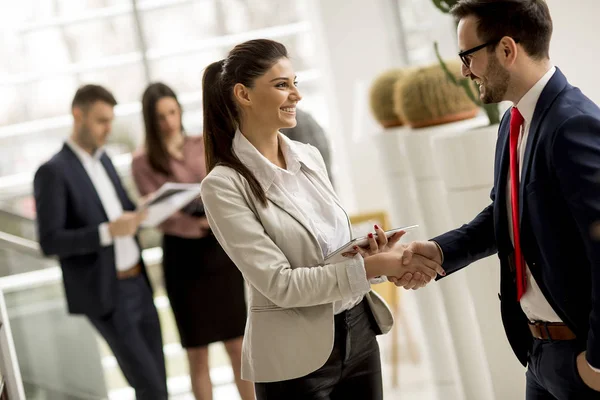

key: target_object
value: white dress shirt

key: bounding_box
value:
[506,66,563,323]
[66,140,140,271]
[233,130,368,314]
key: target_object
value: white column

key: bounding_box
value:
[396,116,498,400]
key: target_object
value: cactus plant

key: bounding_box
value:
[394,61,479,129]
[369,68,411,128]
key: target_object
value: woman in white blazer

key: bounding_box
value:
[199,39,445,400]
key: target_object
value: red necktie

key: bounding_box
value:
[510,107,527,300]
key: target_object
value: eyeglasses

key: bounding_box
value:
[458,38,519,68]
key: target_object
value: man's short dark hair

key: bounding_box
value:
[71,84,117,111]
[451,0,552,60]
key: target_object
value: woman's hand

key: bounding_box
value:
[342,225,406,258]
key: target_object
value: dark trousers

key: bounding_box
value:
[526,339,600,399]
[254,299,383,400]
[88,275,168,400]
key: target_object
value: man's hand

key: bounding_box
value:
[389,241,444,289]
[576,351,600,391]
[108,211,147,237]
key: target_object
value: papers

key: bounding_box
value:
[138,182,202,228]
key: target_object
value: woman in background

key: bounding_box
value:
[131,82,254,400]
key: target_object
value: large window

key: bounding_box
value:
[0,0,327,180]
[395,0,457,66]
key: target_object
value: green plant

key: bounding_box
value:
[432,0,460,13]
[430,0,501,125]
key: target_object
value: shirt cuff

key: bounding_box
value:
[99,223,113,246]
[369,275,389,284]
[345,254,371,296]
[589,362,600,373]
[430,240,444,264]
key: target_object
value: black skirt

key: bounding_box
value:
[162,234,247,348]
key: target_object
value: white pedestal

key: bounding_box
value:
[374,126,469,400]
[432,124,526,400]
[373,127,424,233]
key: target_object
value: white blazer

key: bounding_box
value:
[200,134,393,383]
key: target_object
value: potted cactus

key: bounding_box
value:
[369,68,411,128]
[393,60,479,129]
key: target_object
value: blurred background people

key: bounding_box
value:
[34,84,168,400]
[131,82,253,400]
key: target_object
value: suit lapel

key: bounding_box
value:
[518,68,568,222]
[497,123,511,211]
[62,145,107,219]
[265,183,320,248]
[494,115,512,252]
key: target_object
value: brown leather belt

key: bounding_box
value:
[528,321,576,340]
[117,263,142,280]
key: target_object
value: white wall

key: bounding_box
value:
[310,0,459,216]
[546,0,600,104]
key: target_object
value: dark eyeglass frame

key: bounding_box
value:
[458,38,519,68]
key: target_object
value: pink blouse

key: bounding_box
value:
[131,135,207,238]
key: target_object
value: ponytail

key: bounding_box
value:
[202,59,268,206]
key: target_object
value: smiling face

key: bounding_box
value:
[458,16,510,104]
[236,57,302,132]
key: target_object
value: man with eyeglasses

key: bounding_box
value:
[392,1,600,398]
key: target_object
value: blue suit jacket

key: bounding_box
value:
[34,144,149,317]
[433,68,600,368]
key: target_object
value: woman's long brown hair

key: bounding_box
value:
[202,39,288,207]
[141,82,185,176]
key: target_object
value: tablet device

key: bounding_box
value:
[324,224,419,264]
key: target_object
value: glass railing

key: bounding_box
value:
[0,231,107,400]
[0,201,237,399]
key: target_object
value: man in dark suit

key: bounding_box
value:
[391,1,600,398]
[34,85,168,399]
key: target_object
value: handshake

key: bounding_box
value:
[387,240,445,289]
[344,227,446,290]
